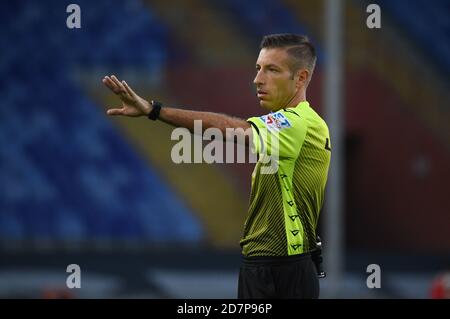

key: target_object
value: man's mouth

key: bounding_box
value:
[257,90,268,98]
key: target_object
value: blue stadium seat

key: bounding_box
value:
[378,0,450,75]
[0,0,204,244]
[216,0,324,63]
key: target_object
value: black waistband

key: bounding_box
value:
[242,252,311,265]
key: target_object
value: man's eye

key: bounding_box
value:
[270,69,278,73]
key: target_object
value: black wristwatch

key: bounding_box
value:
[147,100,163,120]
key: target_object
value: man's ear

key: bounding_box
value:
[296,69,309,87]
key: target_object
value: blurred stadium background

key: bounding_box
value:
[0,0,449,298]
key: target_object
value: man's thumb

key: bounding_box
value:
[106,108,123,116]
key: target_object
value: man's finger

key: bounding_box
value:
[106,108,124,116]
[103,76,122,94]
[103,77,119,93]
[122,80,136,97]
[110,75,127,95]
[102,77,112,89]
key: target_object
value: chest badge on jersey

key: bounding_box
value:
[260,112,291,131]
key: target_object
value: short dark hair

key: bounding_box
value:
[260,34,317,80]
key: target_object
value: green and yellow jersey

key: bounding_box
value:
[240,101,331,257]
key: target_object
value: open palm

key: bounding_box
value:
[102,75,151,117]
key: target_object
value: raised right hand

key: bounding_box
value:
[102,75,151,117]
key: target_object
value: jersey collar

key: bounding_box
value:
[282,100,309,112]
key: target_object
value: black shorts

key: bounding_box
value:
[238,253,319,299]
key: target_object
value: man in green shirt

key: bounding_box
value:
[103,34,331,299]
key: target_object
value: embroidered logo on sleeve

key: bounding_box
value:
[260,112,291,131]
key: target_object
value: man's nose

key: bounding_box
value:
[254,70,264,85]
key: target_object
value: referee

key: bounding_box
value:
[103,34,331,299]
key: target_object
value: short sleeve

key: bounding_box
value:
[247,109,307,159]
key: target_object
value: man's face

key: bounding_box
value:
[254,48,299,112]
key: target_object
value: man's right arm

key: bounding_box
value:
[157,107,251,145]
[103,75,252,146]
